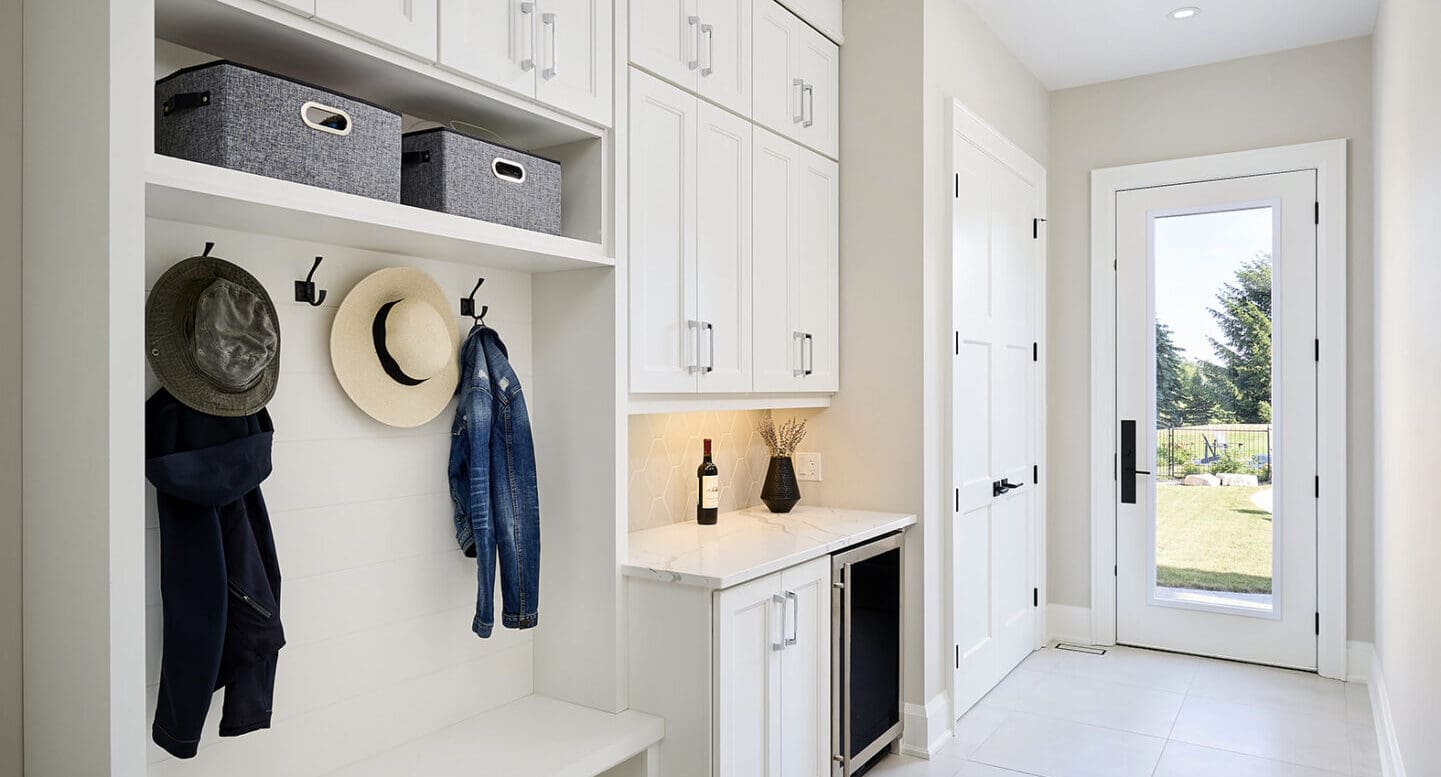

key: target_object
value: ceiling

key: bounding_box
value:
[962,0,1380,90]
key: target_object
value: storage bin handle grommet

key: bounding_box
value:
[162,91,211,116]
[492,157,527,184]
[300,101,353,137]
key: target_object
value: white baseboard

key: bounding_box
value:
[900,692,952,758]
[1369,650,1407,777]
[1046,604,1093,645]
[1346,641,1375,683]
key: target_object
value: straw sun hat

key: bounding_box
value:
[330,267,460,428]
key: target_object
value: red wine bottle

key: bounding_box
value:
[697,438,719,525]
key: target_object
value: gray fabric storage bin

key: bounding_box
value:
[401,128,562,235]
[156,61,402,202]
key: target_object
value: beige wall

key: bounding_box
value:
[1372,0,1441,773]
[1045,38,1376,640]
[1,0,21,773]
[832,0,1047,744]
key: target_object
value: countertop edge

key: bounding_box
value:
[622,512,917,590]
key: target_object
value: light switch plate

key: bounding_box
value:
[795,452,822,481]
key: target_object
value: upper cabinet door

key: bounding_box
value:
[795,147,838,392]
[795,23,838,159]
[632,0,700,93]
[777,0,841,44]
[752,0,800,145]
[437,0,537,97]
[778,557,832,777]
[260,0,314,14]
[695,0,752,118]
[695,102,753,393]
[314,0,439,60]
[535,0,614,125]
[751,127,801,394]
[630,71,700,394]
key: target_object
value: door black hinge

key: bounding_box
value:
[1033,218,1046,239]
[1114,565,1118,577]
[955,331,960,355]
[1315,201,1320,225]
[1033,342,1038,362]
[955,645,960,669]
[1315,338,1320,362]
[1033,588,1039,607]
[1315,612,1321,635]
[1315,476,1320,498]
[955,488,960,513]
[955,174,960,198]
[1033,464,1039,484]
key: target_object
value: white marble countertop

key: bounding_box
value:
[624,505,917,589]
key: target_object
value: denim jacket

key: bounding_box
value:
[448,325,541,637]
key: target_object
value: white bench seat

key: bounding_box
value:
[323,695,664,777]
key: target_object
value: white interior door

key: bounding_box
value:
[951,130,1040,716]
[696,101,753,393]
[1115,171,1318,670]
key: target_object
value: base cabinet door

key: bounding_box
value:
[314,0,439,60]
[714,574,784,777]
[778,558,832,777]
[629,70,700,393]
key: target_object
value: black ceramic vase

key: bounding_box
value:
[761,456,801,513]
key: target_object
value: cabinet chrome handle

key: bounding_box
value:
[793,331,806,377]
[803,333,814,376]
[773,593,788,651]
[687,320,703,374]
[704,321,716,373]
[688,16,702,70]
[802,82,815,128]
[700,23,715,76]
[792,78,804,123]
[542,12,558,79]
[520,2,537,71]
[785,591,799,646]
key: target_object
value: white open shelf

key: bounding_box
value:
[322,695,663,777]
[146,154,615,272]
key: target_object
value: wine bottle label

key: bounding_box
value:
[701,475,720,509]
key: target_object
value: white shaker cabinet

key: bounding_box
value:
[314,0,439,61]
[260,0,314,14]
[632,0,752,118]
[439,0,612,125]
[752,0,837,159]
[714,557,830,777]
[629,70,753,394]
[753,127,837,393]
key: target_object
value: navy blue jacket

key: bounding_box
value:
[146,389,285,759]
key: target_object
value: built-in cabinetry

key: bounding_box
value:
[627,0,839,399]
[438,0,613,125]
[629,70,753,393]
[313,0,440,60]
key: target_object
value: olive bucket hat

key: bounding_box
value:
[146,244,280,417]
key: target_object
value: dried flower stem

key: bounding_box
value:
[756,410,808,457]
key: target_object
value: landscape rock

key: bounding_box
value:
[1218,473,1260,487]
[1183,474,1221,487]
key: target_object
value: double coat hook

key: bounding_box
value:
[461,277,488,326]
[294,256,327,306]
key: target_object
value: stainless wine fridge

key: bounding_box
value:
[831,532,904,776]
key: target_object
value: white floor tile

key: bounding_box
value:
[954,764,1035,777]
[1188,659,1347,720]
[1348,721,1383,777]
[1169,695,1352,772]
[969,710,1166,777]
[949,704,1012,760]
[978,668,1046,710]
[1020,646,1070,673]
[1154,741,1349,777]
[862,751,965,777]
[1014,670,1184,738]
[1344,682,1375,727]
[1054,645,1198,693]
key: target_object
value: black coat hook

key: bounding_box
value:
[460,277,488,325]
[294,256,327,306]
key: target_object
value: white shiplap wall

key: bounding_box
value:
[144,219,536,776]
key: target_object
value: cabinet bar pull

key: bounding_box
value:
[520,2,537,71]
[802,82,815,128]
[704,321,716,374]
[804,333,815,376]
[785,590,799,646]
[792,78,805,123]
[687,320,703,374]
[793,331,806,377]
[688,16,702,70]
[773,593,788,650]
[542,12,558,79]
[700,23,715,76]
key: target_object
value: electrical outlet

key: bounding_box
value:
[795,452,822,482]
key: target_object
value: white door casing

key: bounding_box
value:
[1114,171,1318,670]
[950,103,1045,718]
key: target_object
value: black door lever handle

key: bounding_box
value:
[992,478,1025,497]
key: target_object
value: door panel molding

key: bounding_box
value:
[1089,140,1348,679]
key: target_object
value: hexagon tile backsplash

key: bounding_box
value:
[627,409,826,532]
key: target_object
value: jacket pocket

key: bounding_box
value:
[228,582,274,620]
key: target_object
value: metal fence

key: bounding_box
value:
[1158,425,1272,481]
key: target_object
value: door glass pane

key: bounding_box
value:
[1152,207,1274,612]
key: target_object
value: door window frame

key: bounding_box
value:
[1088,141,1348,679]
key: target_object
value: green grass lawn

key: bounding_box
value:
[1156,485,1273,594]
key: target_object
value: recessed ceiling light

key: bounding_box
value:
[1169,6,1201,19]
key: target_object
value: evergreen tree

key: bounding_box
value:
[1207,254,1273,423]
[1155,322,1186,428]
